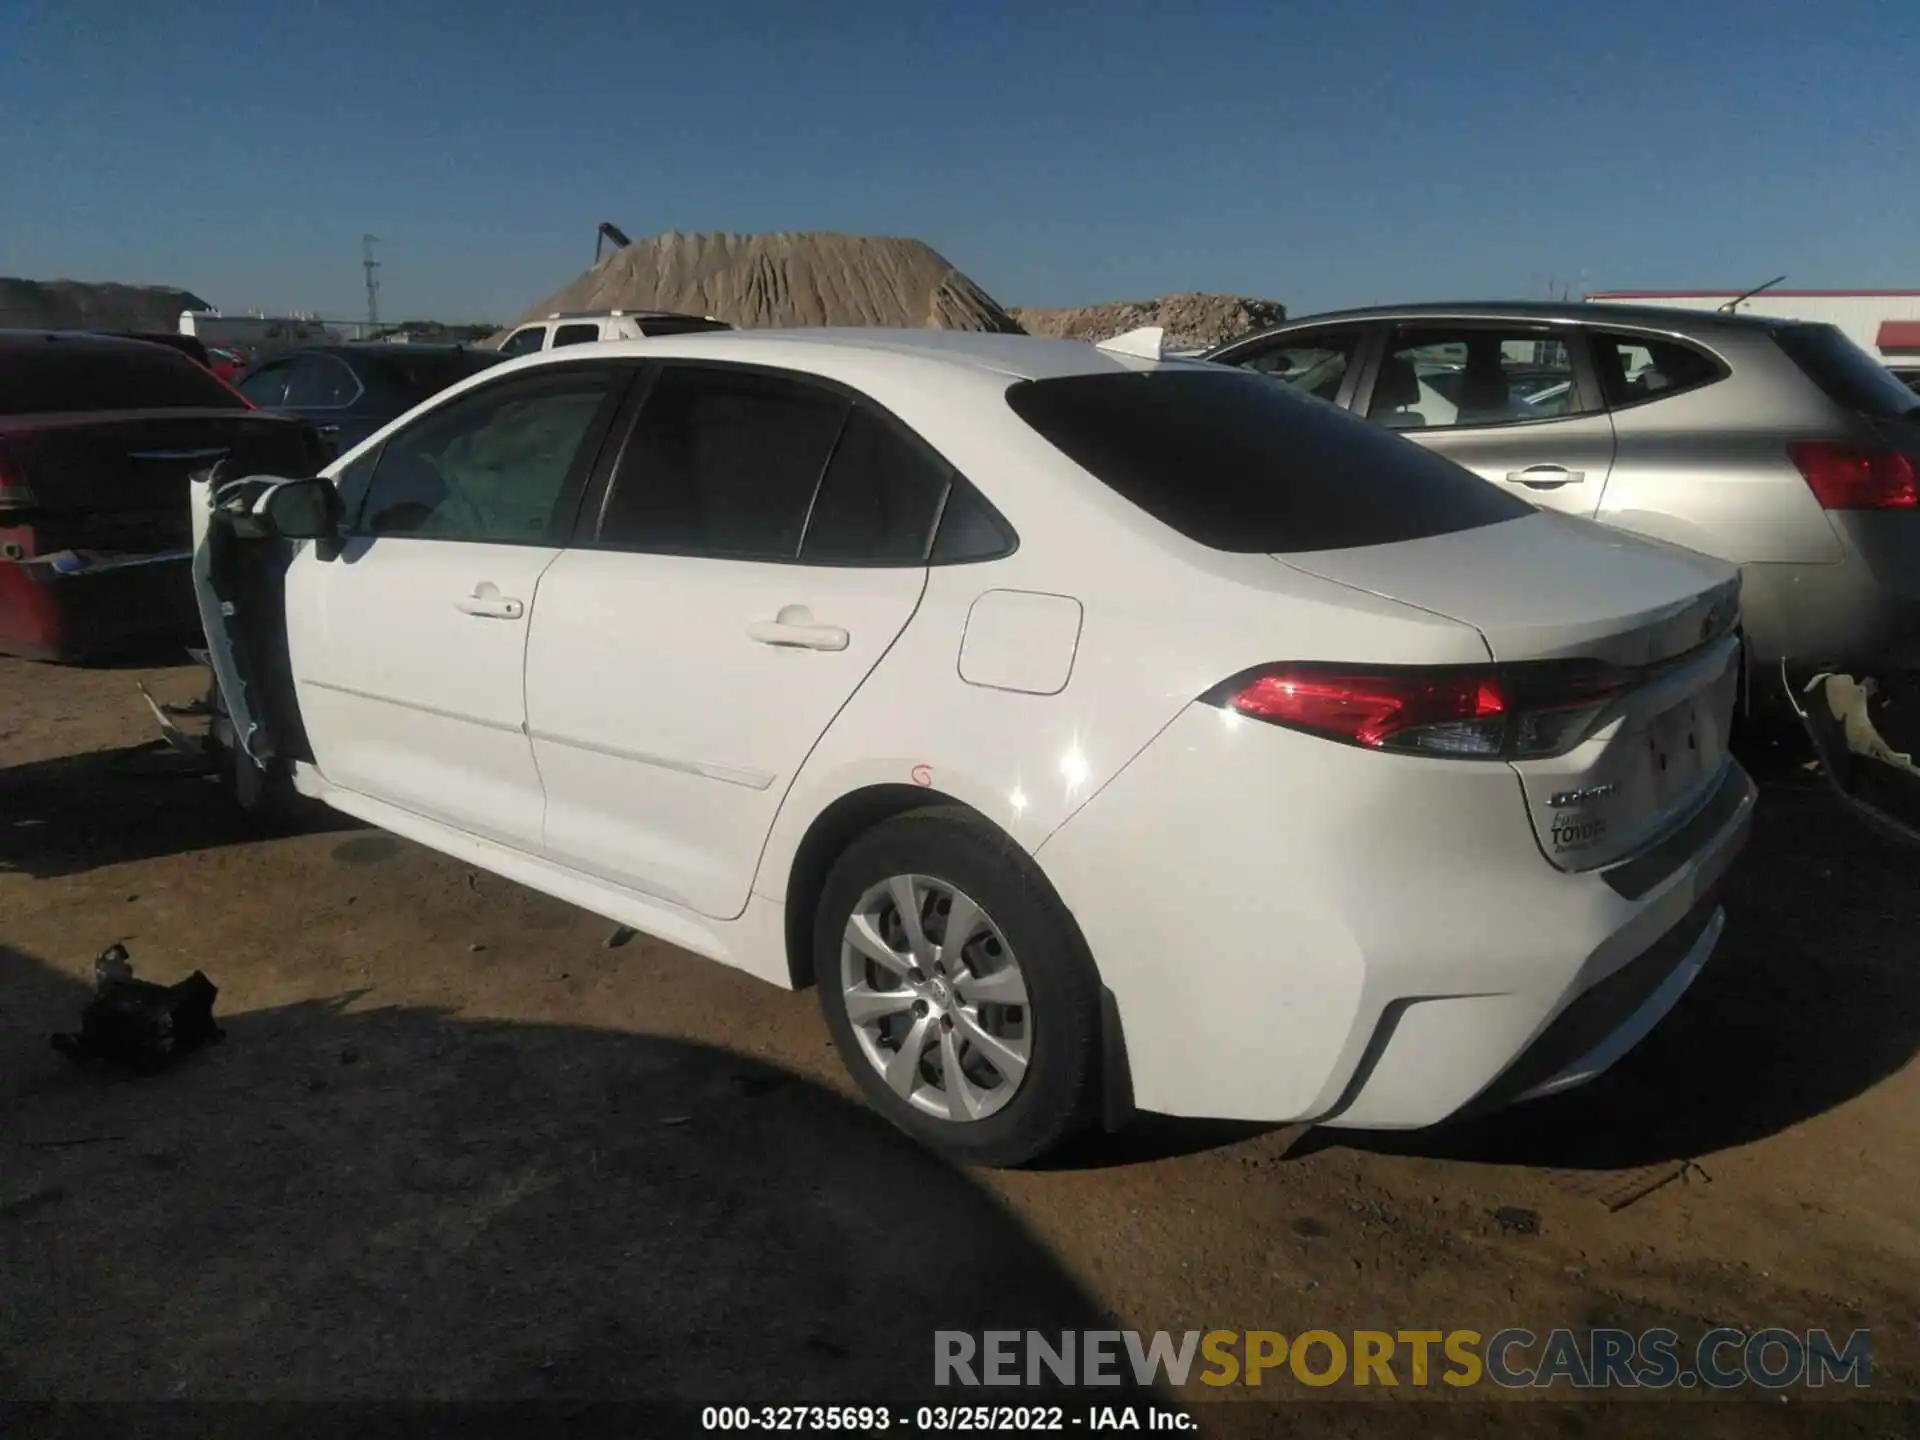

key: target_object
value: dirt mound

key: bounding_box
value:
[509,231,1021,334]
[1010,293,1287,351]
[0,277,210,333]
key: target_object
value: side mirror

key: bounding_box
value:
[258,478,346,560]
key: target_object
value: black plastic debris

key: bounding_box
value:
[50,944,225,1074]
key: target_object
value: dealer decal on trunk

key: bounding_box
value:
[1547,783,1615,854]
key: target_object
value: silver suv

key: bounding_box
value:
[1207,302,1920,693]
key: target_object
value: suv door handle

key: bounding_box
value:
[455,582,525,621]
[748,605,849,651]
[1507,465,1584,488]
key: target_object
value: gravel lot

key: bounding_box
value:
[3,656,1916,1436]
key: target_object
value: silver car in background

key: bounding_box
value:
[1206,302,1920,698]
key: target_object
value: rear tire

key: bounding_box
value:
[814,806,1104,1167]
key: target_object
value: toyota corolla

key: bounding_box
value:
[190,327,1755,1165]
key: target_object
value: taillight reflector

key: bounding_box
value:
[1788,441,1918,510]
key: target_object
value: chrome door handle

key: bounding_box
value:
[748,605,848,651]
[1507,465,1584,488]
[455,583,524,621]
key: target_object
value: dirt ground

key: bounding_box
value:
[3,656,1916,1437]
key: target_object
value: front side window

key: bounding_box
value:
[596,366,849,559]
[236,360,293,408]
[1367,326,1594,430]
[284,354,360,408]
[498,327,547,358]
[354,366,620,542]
[1234,330,1365,404]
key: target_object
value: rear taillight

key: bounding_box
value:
[1788,441,1918,510]
[1205,661,1628,760]
[0,442,34,510]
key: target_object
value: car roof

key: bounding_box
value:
[0,328,200,355]
[1241,300,1793,336]
[502,326,1213,382]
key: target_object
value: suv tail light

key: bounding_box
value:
[1203,661,1630,760]
[0,441,34,510]
[1788,440,1917,510]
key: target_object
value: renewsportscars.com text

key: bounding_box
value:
[935,1327,1872,1390]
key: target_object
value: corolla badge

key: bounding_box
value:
[1549,783,1617,809]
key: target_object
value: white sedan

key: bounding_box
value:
[194,327,1756,1165]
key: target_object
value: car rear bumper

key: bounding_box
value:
[0,550,200,661]
[1034,704,1757,1128]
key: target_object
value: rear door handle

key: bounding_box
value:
[1507,465,1584,488]
[748,605,849,651]
[455,582,524,621]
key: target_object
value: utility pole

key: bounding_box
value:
[362,234,381,330]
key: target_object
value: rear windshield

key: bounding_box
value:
[362,350,502,404]
[0,342,245,416]
[1004,368,1532,553]
[1772,323,1920,419]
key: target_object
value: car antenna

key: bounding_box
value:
[1718,275,1786,313]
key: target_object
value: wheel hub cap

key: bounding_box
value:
[840,873,1032,1124]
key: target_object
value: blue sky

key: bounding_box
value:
[2,0,1915,324]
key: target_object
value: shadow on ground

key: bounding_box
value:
[1327,783,1920,1171]
[0,743,354,878]
[0,947,1166,1414]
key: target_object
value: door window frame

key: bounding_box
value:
[343,359,639,545]
[1350,318,1606,432]
[571,358,1016,568]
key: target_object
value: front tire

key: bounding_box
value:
[814,806,1103,1167]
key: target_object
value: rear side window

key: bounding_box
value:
[0,342,247,416]
[1006,368,1531,554]
[1589,330,1725,409]
[284,354,360,408]
[552,323,601,348]
[363,351,501,406]
[597,366,849,559]
[1773,323,1920,418]
[799,406,950,564]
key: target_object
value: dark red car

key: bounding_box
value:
[0,331,327,661]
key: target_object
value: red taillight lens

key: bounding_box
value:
[1788,441,1918,510]
[0,442,34,510]
[1215,665,1512,756]
[1208,661,1632,759]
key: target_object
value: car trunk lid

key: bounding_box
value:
[0,410,322,554]
[1276,510,1744,872]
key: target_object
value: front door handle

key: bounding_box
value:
[748,604,849,651]
[455,582,525,621]
[1507,465,1584,488]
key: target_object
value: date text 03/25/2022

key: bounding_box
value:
[702,1405,1193,1432]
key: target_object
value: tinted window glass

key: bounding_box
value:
[1589,331,1725,408]
[598,366,848,559]
[498,328,546,357]
[334,446,382,526]
[1006,369,1530,554]
[237,360,293,408]
[930,482,1015,563]
[1235,331,1364,403]
[357,367,618,542]
[552,324,600,348]
[1368,326,1593,430]
[800,406,949,563]
[1773,323,1920,418]
[284,354,360,408]
[0,342,248,416]
[362,350,501,406]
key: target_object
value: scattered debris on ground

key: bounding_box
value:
[50,944,224,1073]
